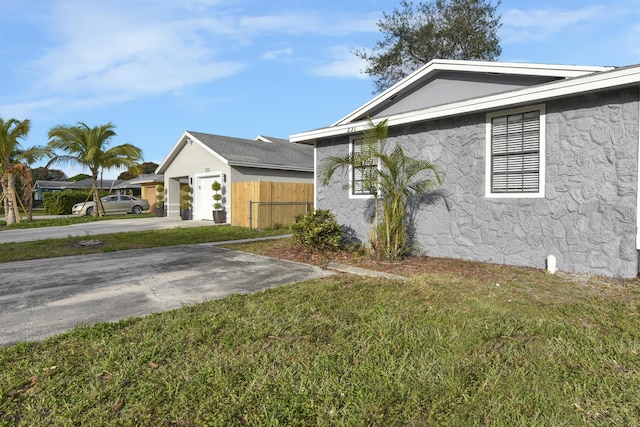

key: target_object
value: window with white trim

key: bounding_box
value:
[350,135,377,197]
[486,105,545,198]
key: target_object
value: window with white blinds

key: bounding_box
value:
[486,106,545,198]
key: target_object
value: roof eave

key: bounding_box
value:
[156,131,230,174]
[291,65,639,144]
[331,59,614,127]
[228,161,313,172]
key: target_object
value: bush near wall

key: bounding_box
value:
[291,209,344,250]
[43,190,108,215]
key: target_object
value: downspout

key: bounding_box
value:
[314,142,318,211]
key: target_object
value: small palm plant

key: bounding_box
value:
[319,118,442,260]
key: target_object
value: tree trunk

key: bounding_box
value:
[91,176,104,217]
[5,172,18,225]
[1,177,8,224]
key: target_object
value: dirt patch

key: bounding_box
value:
[71,239,104,248]
[242,238,640,290]
[254,239,528,280]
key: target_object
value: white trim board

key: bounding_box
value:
[331,59,612,128]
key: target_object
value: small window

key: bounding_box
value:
[350,135,377,197]
[486,105,545,198]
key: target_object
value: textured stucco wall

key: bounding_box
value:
[317,88,639,277]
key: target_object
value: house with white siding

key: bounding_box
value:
[156,132,313,222]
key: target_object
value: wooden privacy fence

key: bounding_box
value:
[231,181,314,228]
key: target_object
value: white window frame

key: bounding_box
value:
[485,104,546,198]
[349,134,377,199]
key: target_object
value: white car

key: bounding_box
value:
[72,195,150,216]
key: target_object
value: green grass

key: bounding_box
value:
[0,225,289,263]
[2,263,640,426]
[0,213,156,229]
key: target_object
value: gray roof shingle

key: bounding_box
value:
[187,131,313,171]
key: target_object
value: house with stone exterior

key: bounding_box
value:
[291,59,640,278]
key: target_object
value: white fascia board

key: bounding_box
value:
[292,66,640,143]
[156,131,230,173]
[331,59,613,127]
[155,131,191,173]
[228,161,313,173]
[254,135,272,143]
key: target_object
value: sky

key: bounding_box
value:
[2,0,640,179]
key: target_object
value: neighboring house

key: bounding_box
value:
[33,178,142,204]
[291,59,640,278]
[155,132,314,222]
[129,173,164,213]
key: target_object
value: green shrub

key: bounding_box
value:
[156,184,164,208]
[43,190,100,215]
[291,209,343,250]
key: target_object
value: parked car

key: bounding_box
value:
[72,195,150,216]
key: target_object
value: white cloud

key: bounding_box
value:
[27,1,245,100]
[501,5,608,42]
[12,0,381,118]
[309,45,368,79]
[238,12,378,36]
[262,48,294,60]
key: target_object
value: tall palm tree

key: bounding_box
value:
[0,117,47,225]
[319,118,442,260]
[47,122,143,217]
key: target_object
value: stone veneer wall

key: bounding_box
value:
[316,88,639,278]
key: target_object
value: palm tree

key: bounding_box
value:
[47,122,142,217]
[0,117,48,225]
[319,118,442,260]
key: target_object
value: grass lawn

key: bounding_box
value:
[0,224,289,263]
[1,237,640,425]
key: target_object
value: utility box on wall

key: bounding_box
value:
[232,181,314,229]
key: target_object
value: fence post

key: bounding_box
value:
[249,201,253,230]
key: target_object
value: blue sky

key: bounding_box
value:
[2,0,640,178]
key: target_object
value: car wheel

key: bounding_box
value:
[132,205,143,214]
[86,207,94,216]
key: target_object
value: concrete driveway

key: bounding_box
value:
[0,242,331,346]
